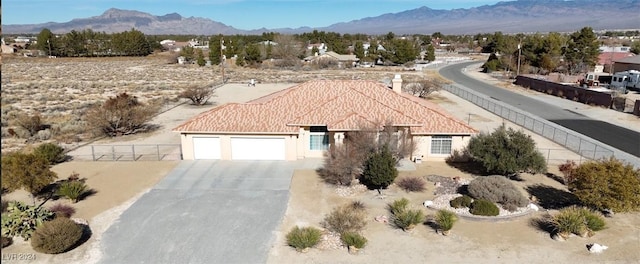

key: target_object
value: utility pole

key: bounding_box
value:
[220,37,225,84]
[516,43,522,76]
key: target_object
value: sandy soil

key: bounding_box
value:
[267,162,640,264]
[1,161,179,264]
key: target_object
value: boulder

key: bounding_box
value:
[423,200,434,207]
[527,203,539,211]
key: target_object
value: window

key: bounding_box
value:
[309,126,329,150]
[431,136,452,154]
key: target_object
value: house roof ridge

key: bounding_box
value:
[172,103,240,132]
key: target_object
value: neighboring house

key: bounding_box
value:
[1,42,16,54]
[304,51,359,67]
[612,55,640,72]
[173,76,478,161]
[598,52,634,73]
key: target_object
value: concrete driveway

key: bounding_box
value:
[99,160,319,264]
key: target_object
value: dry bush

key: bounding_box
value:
[15,113,44,137]
[397,176,426,192]
[84,92,159,137]
[402,79,443,98]
[178,85,217,105]
[467,175,529,212]
[30,217,84,254]
[322,203,368,234]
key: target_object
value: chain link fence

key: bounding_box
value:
[88,144,182,161]
[443,84,630,165]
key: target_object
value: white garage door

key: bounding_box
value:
[192,137,221,159]
[231,137,286,160]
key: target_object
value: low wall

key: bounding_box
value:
[515,76,613,108]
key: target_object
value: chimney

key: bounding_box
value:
[392,74,402,94]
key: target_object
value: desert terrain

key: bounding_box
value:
[1,55,639,263]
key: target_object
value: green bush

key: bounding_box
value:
[569,157,640,212]
[397,176,426,192]
[322,204,367,234]
[467,125,547,175]
[1,201,54,240]
[393,209,425,231]
[435,210,458,232]
[388,198,409,215]
[552,207,587,237]
[470,199,500,216]
[30,217,84,254]
[361,146,398,190]
[449,195,473,208]
[286,226,322,251]
[580,208,606,232]
[33,143,66,165]
[57,181,88,203]
[340,232,367,248]
[468,176,529,212]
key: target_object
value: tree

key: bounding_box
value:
[568,158,640,213]
[180,46,195,62]
[630,41,640,55]
[425,44,436,61]
[563,27,600,74]
[467,125,547,176]
[85,92,159,137]
[208,35,222,65]
[361,146,398,191]
[196,49,206,67]
[36,28,58,56]
[354,41,365,60]
[244,44,262,65]
[402,79,442,98]
[1,153,58,204]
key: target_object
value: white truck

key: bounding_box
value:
[610,70,640,92]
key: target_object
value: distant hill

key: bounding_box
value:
[3,1,640,35]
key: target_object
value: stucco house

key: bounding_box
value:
[173,76,478,161]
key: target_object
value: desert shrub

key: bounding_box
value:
[388,198,410,215]
[340,232,367,248]
[467,125,547,176]
[393,209,425,231]
[36,129,52,140]
[322,204,367,234]
[397,176,426,192]
[552,207,589,237]
[30,217,84,254]
[57,181,88,203]
[467,176,528,211]
[349,200,366,211]
[469,199,500,216]
[568,157,640,213]
[435,210,458,232]
[32,143,67,165]
[446,149,471,163]
[450,195,473,208]
[15,113,44,137]
[178,85,216,105]
[49,203,76,218]
[85,92,159,137]
[1,201,54,240]
[361,146,398,190]
[577,207,606,232]
[1,199,8,213]
[2,236,13,248]
[1,152,58,203]
[285,226,322,251]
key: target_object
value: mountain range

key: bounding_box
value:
[3,0,640,35]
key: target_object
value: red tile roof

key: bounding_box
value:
[173,80,478,135]
[598,52,634,66]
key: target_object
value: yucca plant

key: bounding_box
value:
[552,207,587,238]
[393,209,425,231]
[341,232,367,249]
[435,210,458,236]
[388,198,409,215]
[57,181,88,203]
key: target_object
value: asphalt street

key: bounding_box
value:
[98,160,303,264]
[440,61,640,159]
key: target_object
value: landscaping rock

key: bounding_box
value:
[587,243,608,254]
[527,203,539,211]
[423,200,434,207]
[374,215,389,223]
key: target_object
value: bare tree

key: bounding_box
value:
[178,85,217,105]
[272,34,304,67]
[402,79,443,98]
[318,121,416,186]
[15,113,44,137]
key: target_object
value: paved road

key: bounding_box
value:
[98,160,318,264]
[440,61,640,159]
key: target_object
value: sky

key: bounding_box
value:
[3,0,502,30]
